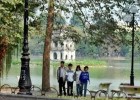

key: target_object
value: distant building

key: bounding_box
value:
[50,29,75,61]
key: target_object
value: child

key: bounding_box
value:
[79,66,90,97]
[75,65,82,96]
[66,63,74,96]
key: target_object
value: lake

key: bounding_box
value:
[0,58,140,93]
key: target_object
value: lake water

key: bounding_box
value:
[0,58,140,93]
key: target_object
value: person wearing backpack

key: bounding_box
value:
[79,66,90,97]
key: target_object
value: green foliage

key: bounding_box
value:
[88,18,129,47]
[0,0,42,76]
[0,0,23,46]
[0,0,44,50]
[120,45,130,57]
[76,40,101,58]
[0,0,24,76]
[29,0,138,55]
[6,49,12,75]
[63,26,82,43]
[29,35,44,55]
[55,0,140,53]
[54,13,66,27]
[70,14,83,27]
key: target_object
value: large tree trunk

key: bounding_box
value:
[42,0,54,91]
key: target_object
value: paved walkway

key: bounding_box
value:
[0,93,74,100]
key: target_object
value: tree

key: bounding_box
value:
[40,0,135,90]
[0,0,40,77]
[0,0,23,76]
[42,0,55,91]
[66,0,140,55]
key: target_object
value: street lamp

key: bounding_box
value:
[18,0,32,94]
[123,5,138,86]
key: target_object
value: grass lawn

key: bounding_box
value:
[51,59,107,68]
[12,57,107,68]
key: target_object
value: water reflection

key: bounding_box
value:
[0,60,140,92]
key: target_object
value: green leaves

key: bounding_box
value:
[0,0,23,47]
[1,0,23,5]
[64,26,82,43]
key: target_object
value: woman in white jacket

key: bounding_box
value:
[74,65,82,96]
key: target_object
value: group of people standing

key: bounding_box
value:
[57,61,90,97]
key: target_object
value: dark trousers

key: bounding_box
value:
[76,84,82,96]
[58,77,66,95]
[67,81,73,96]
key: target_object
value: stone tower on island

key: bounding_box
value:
[50,29,75,61]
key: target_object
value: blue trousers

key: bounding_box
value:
[81,82,88,97]
[76,84,82,96]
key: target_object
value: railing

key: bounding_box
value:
[0,84,59,97]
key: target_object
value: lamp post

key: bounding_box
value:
[130,12,135,86]
[123,5,138,86]
[18,0,32,94]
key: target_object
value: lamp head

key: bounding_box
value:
[130,5,138,13]
[123,14,132,23]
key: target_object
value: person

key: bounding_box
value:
[74,65,82,96]
[57,61,67,96]
[66,63,74,96]
[79,66,90,97]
